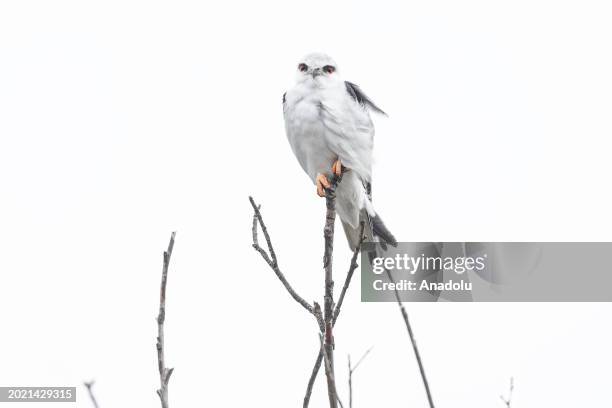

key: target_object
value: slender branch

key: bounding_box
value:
[500,377,514,407]
[351,347,373,373]
[319,334,343,408]
[348,347,373,408]
[337,393,346,408]
[251,172,347,408]
[305,241,362,408]
[156,232,176,408]
[304,173,364,408]
[303,349,324,408]
[250,197,316,317]
[333,222,364,325]
[386,268,435,408]
[322,174,342,408]
[348,356,353,408]
[83,381,100,408]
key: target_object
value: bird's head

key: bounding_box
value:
[295,52,342,87]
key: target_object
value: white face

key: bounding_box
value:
[295,52,342,87]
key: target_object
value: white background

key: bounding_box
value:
[1,1,611,407]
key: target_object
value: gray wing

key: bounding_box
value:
[319,83,379,182]
[344,82,380,202]
[345,81,387,116]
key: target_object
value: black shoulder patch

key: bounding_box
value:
[345,81,386,116]
[282,92,286,104]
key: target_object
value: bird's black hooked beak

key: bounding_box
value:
[311,68,322,78]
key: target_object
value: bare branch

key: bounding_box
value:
[348,347,373,408]
[386,268,436,408]
[337,393,345,408]
[303,350,324,408]
[351,346,373,373]
[348,356,353,408]
[319,334,343,408]
[306,223,361,407]
[322,174,342,408]
[500,377,514,407]
[249,196,316,317]
[83,381,100,408]
[156,232,176,408]
[333,222,365,325]
[251,173,346,408]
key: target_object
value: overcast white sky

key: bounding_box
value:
[1,0,611,407]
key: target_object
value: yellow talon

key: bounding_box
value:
[316,173,331,197]
[332,159,343,176]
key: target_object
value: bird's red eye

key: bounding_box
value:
[323,65,335,74]
[298,63,308,72]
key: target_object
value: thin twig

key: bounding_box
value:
[348,356,353,408]
[249,197,317,318]
[156,232,176,408]
[322,174,342,408]
[306,239,360,408]
[251,173,349,408]
[333,222,365,325]
[348,347,373,408]
[303,349,324,408]
[250,196,328,407]
[386,268,435,408]
[500,377,514,407]
[83,381,100,408]
[304,173,364,408]
[351,347,373,373]
[319,334,344,408]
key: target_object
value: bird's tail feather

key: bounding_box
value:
[372,214,397,247]
[342,210,397,251]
